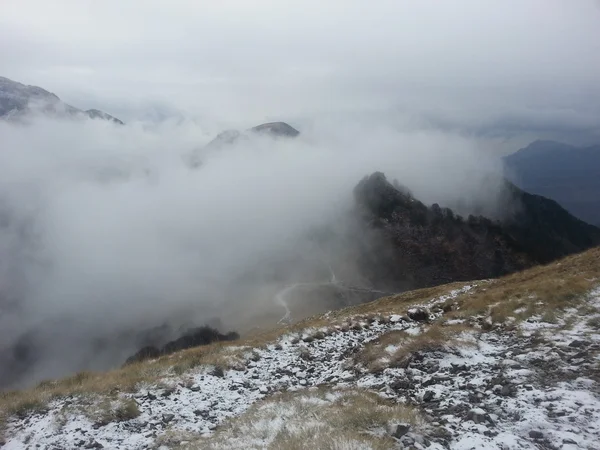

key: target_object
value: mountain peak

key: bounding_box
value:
[250,121,300,137]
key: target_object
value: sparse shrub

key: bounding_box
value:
[586,316,600,329]
[313,331,326,340]
[113,398,140,421]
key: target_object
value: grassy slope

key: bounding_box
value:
[1,247,599,429]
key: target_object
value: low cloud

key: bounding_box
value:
[0,115,507,387]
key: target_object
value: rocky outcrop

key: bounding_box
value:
[124,326,239,365]
[349,172,600,290]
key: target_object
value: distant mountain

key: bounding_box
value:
[188,121,300,167]
[503,140,600,226]
[0,76,123,124]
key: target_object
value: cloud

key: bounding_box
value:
[1,0,599,135]
[1,0,600,387]
[0,115,508,387]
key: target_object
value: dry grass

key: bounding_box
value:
[194,387,425,449]
[587,316,600,330]
[0,343,246,426]
[84,397,141,426]
[355,324,475,372]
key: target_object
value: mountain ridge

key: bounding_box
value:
[503,139,600,226]
[0,76,124,124]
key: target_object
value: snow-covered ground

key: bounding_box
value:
[3,285,600,449]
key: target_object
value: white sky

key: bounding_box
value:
[1,0,600,133]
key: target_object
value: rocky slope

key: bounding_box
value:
[1,248,599,449]
[0,76,123,124]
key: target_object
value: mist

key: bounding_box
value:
[0,114,508,388]
[1,0,599,389]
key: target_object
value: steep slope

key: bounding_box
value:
[1,248,599,449]
[349,172,600,290]
[0,76,123,124]
[504,140,600,226]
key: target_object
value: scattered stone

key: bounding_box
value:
[568,340,589,348]
[467,408,487,424]
[529,430,544,439]
[500,385,512,396]
[391,423,411,439]
[562,438,578,445]
[390,379,412,390]
[422,390,435,402]
[408,308,430,322]
[212,366,225,378]
[84,440,103,449]
[162,414,175,424]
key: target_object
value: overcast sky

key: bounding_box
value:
[2,0,600,139]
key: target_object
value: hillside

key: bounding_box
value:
[0,76,123,124]
[347,172,600,290]
[1,247,599,449]
[504,140,600,226]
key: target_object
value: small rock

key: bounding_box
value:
[390,379,412,390]
[193,410,203,416]
[259,386,269,394]
[408,308,430,322]
[162,414,175,424]
[500,385,512,396]
[529,430,544,439]
[562,438,577,445]
[212,366,225,378]
[190,386,200,392]
[568,340,589,348]
[341,372,354,382]
[85,440,103,449]
[422,390,435,402]
[467,408,487,424]
[391,423,411,439]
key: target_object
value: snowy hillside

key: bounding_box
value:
[1,249,599,449]
[0,76,123,124]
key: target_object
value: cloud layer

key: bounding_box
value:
[1,0,600,141]
[0,115,508,387]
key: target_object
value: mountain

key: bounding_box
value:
[0,76,123,124]
[503,140,600,226]
[1,247,599,449]
[187,121,300,167]
[348,172,600,290]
